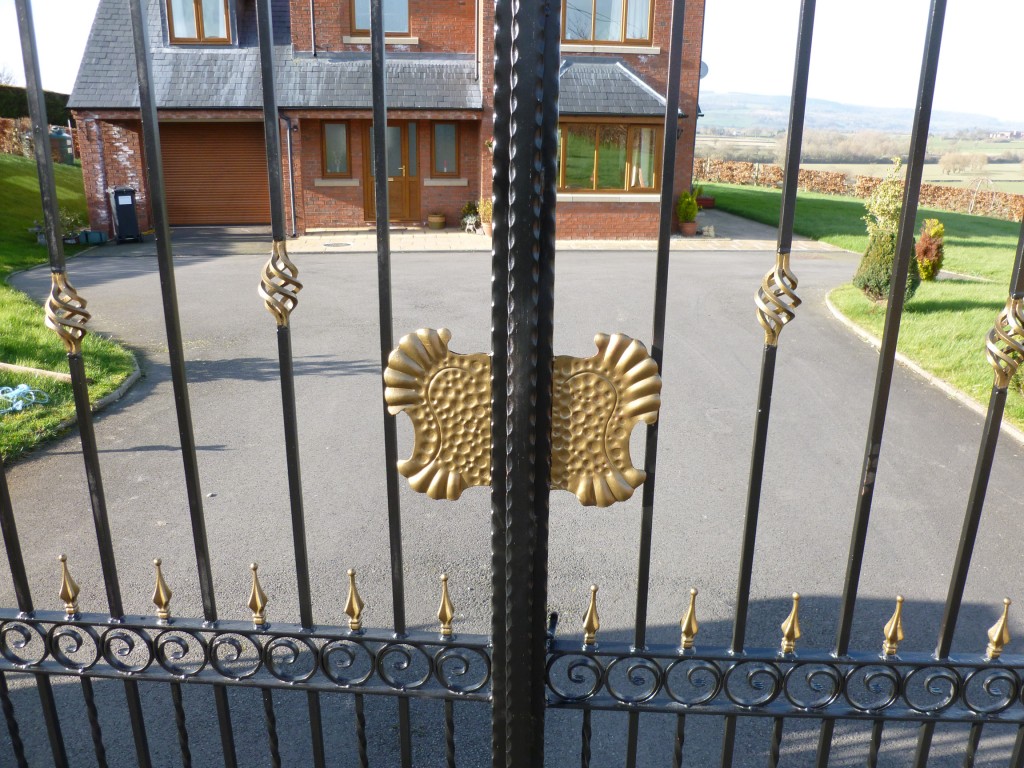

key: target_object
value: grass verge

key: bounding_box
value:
[1,153,137,462]
[701,182,1022,282]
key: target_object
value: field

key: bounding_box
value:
[695,135,1024,194]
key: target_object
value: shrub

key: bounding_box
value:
[853,231,920,302]
[862,157,904,240]
[478,197,492,224]
[461,200,478,218]
[915,218,944,281]
[58,206,84,235]
[676,191,698,224]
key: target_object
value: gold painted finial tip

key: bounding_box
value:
[441,573,448,582]
[896,595,904,603]
[58,553,66,563]
[1005,598,1013,607]
[153,558,161,567]
[690,588,698,596]
[591,584,598,593]
[792,592,800,601]
[348,568,355,576]
[250,563,258,572]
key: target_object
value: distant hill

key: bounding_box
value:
[697,92,1023,135]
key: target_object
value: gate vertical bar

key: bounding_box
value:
[625,0,685,760]
[911,216,1024,767]
[0,455,67,768]
[721,2,815,765]
[817,1,946,763]
[368,0,413,762]
[253,1,326,765]
[125,1,237,763]
[16,2,152,765]
[490,0,559,757]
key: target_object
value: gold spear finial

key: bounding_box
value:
[986,598,1012,661]
[248,563,268,626]
[780,593,801,654]
[345,569,365,632]
[881,595,905,656]
[152,558,172,622]
[583,585,600,646]
[680,588,699,650]
[57,554,80,617]
[438,573,455,638]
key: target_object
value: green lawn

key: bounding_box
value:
[702,183,1022,282]
[0,153,136,462]
[699,182,1024,429]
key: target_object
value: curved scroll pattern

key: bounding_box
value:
[755,251,801,346]
[552,333,661,506]
[45,272,91,354]
[986,297,1024,387]
[384,328,491,500]
[259,240,303,327]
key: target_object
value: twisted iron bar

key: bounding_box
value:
[0,672,27,768]
[169,682,192,768]
[80,677,108,768]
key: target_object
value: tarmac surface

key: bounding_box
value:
[4,213,1024,766]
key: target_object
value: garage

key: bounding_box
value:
[160,122,271,225]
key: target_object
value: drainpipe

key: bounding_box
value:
[309,0,316,55]
[474,0,480,81]
[283,115,298,237]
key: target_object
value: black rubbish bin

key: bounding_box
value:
[109,187,142,243]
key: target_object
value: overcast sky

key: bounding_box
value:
[1,0,1022,125]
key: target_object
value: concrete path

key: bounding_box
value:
[2,218,1020,766]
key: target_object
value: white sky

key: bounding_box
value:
[1,0,1022,124]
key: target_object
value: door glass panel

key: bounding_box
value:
[169,0,198,38]
[594,0,622,40]
[386,125,403,177]
[564,0,592,40]
[407,123,417,177]
[201,0,227,38]
[596,125,627,189]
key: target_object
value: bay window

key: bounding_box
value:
[558,122,660,193]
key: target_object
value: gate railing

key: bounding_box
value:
[8,0,1024,765]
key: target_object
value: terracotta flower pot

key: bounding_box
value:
[696,196,715,209]
[680,221,698,236]
[427,213,446,230]
[482,221,493,236]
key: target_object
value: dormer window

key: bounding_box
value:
[353,0,410,35]
[168,0,231,44]
[563,0,651,44]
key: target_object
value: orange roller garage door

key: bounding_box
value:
[160,122,271,225]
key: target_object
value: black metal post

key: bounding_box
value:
[124,1,238,762]
[253,1,326,765]
[367,0,413,763]
[721,2,815,764]
[818,1,947,764]
[489,0,558,760]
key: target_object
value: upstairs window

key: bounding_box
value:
[353,0,410,35]
[168,0,230,43]
[563,0,651,44]
[558,122,661,192]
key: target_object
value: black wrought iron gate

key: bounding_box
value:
[7,0,1024,765]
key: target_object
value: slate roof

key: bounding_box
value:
[558,58,675,117]
[69,0,482,110]
[70,0,679,118]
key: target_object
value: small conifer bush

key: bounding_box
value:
[853,231,920,302]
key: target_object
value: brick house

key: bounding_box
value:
[70,0,705,239]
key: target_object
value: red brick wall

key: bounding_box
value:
[289,0,476,54]
[73,112,151,235]
[417,120,481,226]
[556,201,660,239]
[298,118,368,229]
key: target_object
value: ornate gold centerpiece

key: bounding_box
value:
[384,328,661,507]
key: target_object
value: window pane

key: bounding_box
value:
[358,0,408,32]
[169,0,197,38]
[325,124,349,175]
[629,127,657,189]
[593,0,622,41]
[563,125,596,190]
[564,0,592,40]
[596,125,627,189]
[201,0,227,38]
[624,0,649,39]
[355,0,370,30]
[433,124,457,175]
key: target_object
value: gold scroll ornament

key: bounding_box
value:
[383,328,661,507]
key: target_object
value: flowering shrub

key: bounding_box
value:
[862,157,904,239]
[915,218,944,281]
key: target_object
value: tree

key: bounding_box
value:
[0,66,15,86]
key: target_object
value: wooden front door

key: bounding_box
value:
[365,122,419,222]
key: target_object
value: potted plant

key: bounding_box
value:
[479,197,493,236]
[427,212,446,230]
[694,184,715,209]
[676,190,699,236]
[460,200,480,232]
[59,207,85,244]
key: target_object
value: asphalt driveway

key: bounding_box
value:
[4,226,1024,766]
